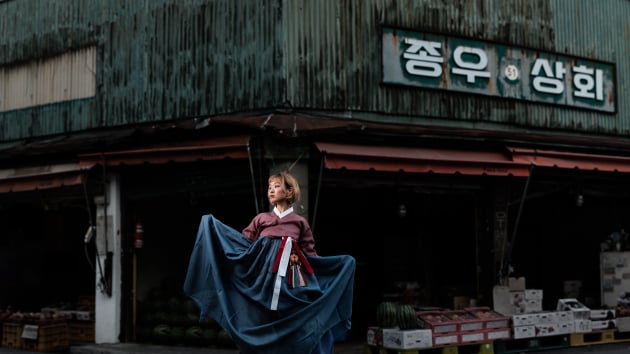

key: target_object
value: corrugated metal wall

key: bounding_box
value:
[0,0,628,141]
[285,0,629,136]
[0,0,285,140]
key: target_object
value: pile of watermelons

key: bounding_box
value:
[375,301,418,329]
[136,288,235,348]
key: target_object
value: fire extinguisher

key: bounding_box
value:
[133,222,144,249]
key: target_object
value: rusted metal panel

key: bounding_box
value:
[0,0,628,143]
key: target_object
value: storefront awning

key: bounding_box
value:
[509,147,630,173]
[0,162,94,193]
[316,142,630,176]
[79,135,251,166]
[315,142,532,176]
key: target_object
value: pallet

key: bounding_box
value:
[494,335,568,354]
[569,329,630,346]
[367,341,494,354]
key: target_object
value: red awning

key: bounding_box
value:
[509,147,630,173]
[79,135,251,167]
[315,142,531,176]
[316,142,630,176]
[0,162,94,193]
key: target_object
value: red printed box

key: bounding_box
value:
[417,311,458,334]
[485,327,511,341]
[366,326,382,347]
[465,307,510,329]
[459,330,485,344]
[445,310,484,332]
[432,332,459,346]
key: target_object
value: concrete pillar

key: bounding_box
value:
[93,174,122,344]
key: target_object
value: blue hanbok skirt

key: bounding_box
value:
[183,214,356,354]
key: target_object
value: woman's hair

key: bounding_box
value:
[268,172,300,205]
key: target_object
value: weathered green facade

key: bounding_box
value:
[0,0,628,143]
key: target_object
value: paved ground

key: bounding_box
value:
[0,339,628,354]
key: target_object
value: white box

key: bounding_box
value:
[524,289,543,300]
[574,319,592,333]
[590,319,617,330]
[617,317,630,332]
[535,312,557,325]
[556,322,574,335]
[557,298,590,319]
[523,298,543,313]
[535,323,559,337]
[590,309,615,320]
[555,311,574,323]
[512,313,537,326]
[512,325,535,339]
[382,329,433,350]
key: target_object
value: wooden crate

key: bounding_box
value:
[68,320,95,342]
[1,322,23,349]
[21,322,69,353]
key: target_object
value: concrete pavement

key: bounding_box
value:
[0,340,629,354]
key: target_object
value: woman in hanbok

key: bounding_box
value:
[184,172,356,354]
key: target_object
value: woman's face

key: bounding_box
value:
[268,179,288,205]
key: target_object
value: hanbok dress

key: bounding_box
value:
[183,207,356,354]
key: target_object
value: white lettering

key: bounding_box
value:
[531,59,565,95]
[402,38,443,77]
[451,46,491,83]
[573,65,604,101]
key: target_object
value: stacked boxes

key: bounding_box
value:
[493,277,543,315]
[511,311,575,339]
[417,307,511,346]
[557,298,591,333]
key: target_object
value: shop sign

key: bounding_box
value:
[382,27,616,113]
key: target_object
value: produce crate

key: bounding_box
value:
[1,322,23,349]
[417,311,459,334]
[444,310,484,332]
[465,307,510,329]
[21,322,69,352]
[68,320,95,342]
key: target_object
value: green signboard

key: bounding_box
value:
[382,27,616,113]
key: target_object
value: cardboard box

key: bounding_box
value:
[590,319,617,330]
[366,327,382,346]
[524,289,543,300]
[382,329,432,350]
[523,299,542,313]
[509,277,526,291]
[616,316,630,332]
[534,323,559,337]
[574,319,592,333]
[556,322,574,335]
[512,313,537,326]
[535,311,557,325]
[557,298,590,319]
[465,307,510,329]
[459,330,485,343]
[555,311,574,323]
[590,309,615,320]
[492,285,514,315]
[417,311,458,334]
[485,327,511,341]
[512,325,535,339]
[432,332,459,346]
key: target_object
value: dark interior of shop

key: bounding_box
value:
[3,162,630,343]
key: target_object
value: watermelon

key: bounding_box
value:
[153,324,171,343]
[376,302,398,328]
[396,304,417,329]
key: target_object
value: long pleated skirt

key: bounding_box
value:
[183,214,356,354]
